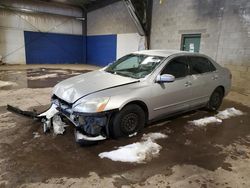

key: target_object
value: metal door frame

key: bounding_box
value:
[180,34,201,51]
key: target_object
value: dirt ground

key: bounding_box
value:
[0,65,250,188]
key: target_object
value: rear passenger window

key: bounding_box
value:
[162,56,188,78]
[189,56,216,74]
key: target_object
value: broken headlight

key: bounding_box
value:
[72,97,110,113]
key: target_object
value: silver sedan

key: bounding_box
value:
[43,50,232,144]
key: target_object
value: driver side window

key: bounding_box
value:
[161,56,189,78]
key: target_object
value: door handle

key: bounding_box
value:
[185,81,192,87]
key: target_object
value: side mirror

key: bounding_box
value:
[156,74,175,83]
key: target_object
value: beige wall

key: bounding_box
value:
[87,1,137,35]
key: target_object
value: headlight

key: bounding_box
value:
[73,97,110,113]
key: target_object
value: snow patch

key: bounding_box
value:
[99,133,167,163]
[33,132,40,139]
[216,108,244,119]
[48,70,69,74]
[70,72,81,76]
[189,117,222,127]
[0,80,17,88]
[128,132,137,137]
[189,108,244,127]
[28,73,58,80]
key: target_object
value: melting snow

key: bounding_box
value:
[189,117,222,127]
[33,132,40,139]
[216,108,244,119]
[128,132,137,137]
[70,72,81,75]
[189,107,244,127]
[28,73,58,80]
[48,70,69,74]
[0,80,17,88]
[99,133,167,163]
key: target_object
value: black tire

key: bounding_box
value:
[206,87,224,111]
[111,104,145,138]
[77,140,98,147]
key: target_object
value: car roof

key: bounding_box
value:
[133,49,194,57]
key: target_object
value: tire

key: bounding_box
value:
[77,140,98,147]
[111,104,145,138]
[206,87,224,111]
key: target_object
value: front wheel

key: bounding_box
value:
[111,104,145,138]
[206,87,224,111]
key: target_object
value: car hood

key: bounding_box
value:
[53,70,138,103]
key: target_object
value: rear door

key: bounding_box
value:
[150,56,193,118]
[187,55,218,107]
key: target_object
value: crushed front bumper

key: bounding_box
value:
[7,98,117,143]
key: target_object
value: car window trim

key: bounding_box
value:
[157,55,190,80]
[187,55,217,75]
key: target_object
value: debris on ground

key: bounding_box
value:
[184,139,192,145]
[0,112,16,130]
[99,133,167,163]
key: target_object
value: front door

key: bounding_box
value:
[182,34,201,53]
[150,56,192,118]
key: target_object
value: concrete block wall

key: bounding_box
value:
[87,1,146,65]
[87,1,137,35]
[151,0,250,94]
[0,0,83,64]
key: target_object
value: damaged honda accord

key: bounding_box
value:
[8,50,231,145]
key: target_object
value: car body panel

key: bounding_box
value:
[149,76,193,117]
[48,50,231,140]
[53,70,138,103]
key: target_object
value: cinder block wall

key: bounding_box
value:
[87,1,143,66]
[151,0,250,94]
[87,1,137,35]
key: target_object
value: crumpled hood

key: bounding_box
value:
[53,70,137,103]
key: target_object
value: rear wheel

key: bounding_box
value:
[206,87,224,111]
[111,104,145,138]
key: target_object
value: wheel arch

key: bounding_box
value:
[121,100,149,122]
[216,85,225,96]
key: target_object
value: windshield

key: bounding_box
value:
[105,54,164,79]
